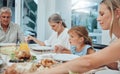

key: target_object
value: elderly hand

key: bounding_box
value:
[26,35,35,41]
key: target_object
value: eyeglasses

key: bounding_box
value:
[1,16,11,19]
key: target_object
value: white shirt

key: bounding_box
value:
[44,28,70,49]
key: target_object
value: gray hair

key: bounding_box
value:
[48,13,67,28]
[0,7,12,16]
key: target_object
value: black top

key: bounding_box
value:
[93,44,108,49]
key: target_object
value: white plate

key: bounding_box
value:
[53,54,79,61]
[0,59,3,65]
[96,70,120,74]
[30,46,53,51]
[0,43,16,46]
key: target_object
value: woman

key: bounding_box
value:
[54,26,95,56]
[27,13,70,49]
[4,0,120,74]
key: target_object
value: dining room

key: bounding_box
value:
[0,0,120,74]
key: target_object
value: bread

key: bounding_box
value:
[40,58,56,67]
[15,50,31,60]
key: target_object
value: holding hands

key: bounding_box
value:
[54,45,71,54]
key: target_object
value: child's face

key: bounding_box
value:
[69,32,81,46]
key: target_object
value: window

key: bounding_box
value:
[72,0,98,32]
[71,0,102,44]
[21,0,38,37]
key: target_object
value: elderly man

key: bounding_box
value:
[0,7,25,43]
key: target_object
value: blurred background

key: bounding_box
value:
[0,0,111,45]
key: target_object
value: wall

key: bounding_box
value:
[37,0,71,41]
[15,0,22,25]
[101,30,111,45]
[37,0,46,41]
[55,0,71,29]
[44,0,56,40]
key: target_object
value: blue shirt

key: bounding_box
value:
[70,45,92,56]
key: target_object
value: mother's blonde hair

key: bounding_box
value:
[101,0,120,37]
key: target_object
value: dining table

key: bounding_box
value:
[0,43,120,74]
[0,43,79,74]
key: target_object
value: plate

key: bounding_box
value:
[0,59,3,65]
[30,45,53,51]
[0,43,16,46]
[95,70,120,74]
[53,54,79,61]
[0,46,16,55]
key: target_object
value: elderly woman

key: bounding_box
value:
[27,13,70,48]
[0,7,25,43]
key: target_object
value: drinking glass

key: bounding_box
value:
[0,54,8,73]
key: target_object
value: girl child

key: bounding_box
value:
[54,26,95,56]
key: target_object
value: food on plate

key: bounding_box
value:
[40,58,56,67]
[15,43,30,60]
[8,58,57,73]
[0,46,16,55]
[9,43,33,62]
[14,49,30,60]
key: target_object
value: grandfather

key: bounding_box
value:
[0,7,25,43]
